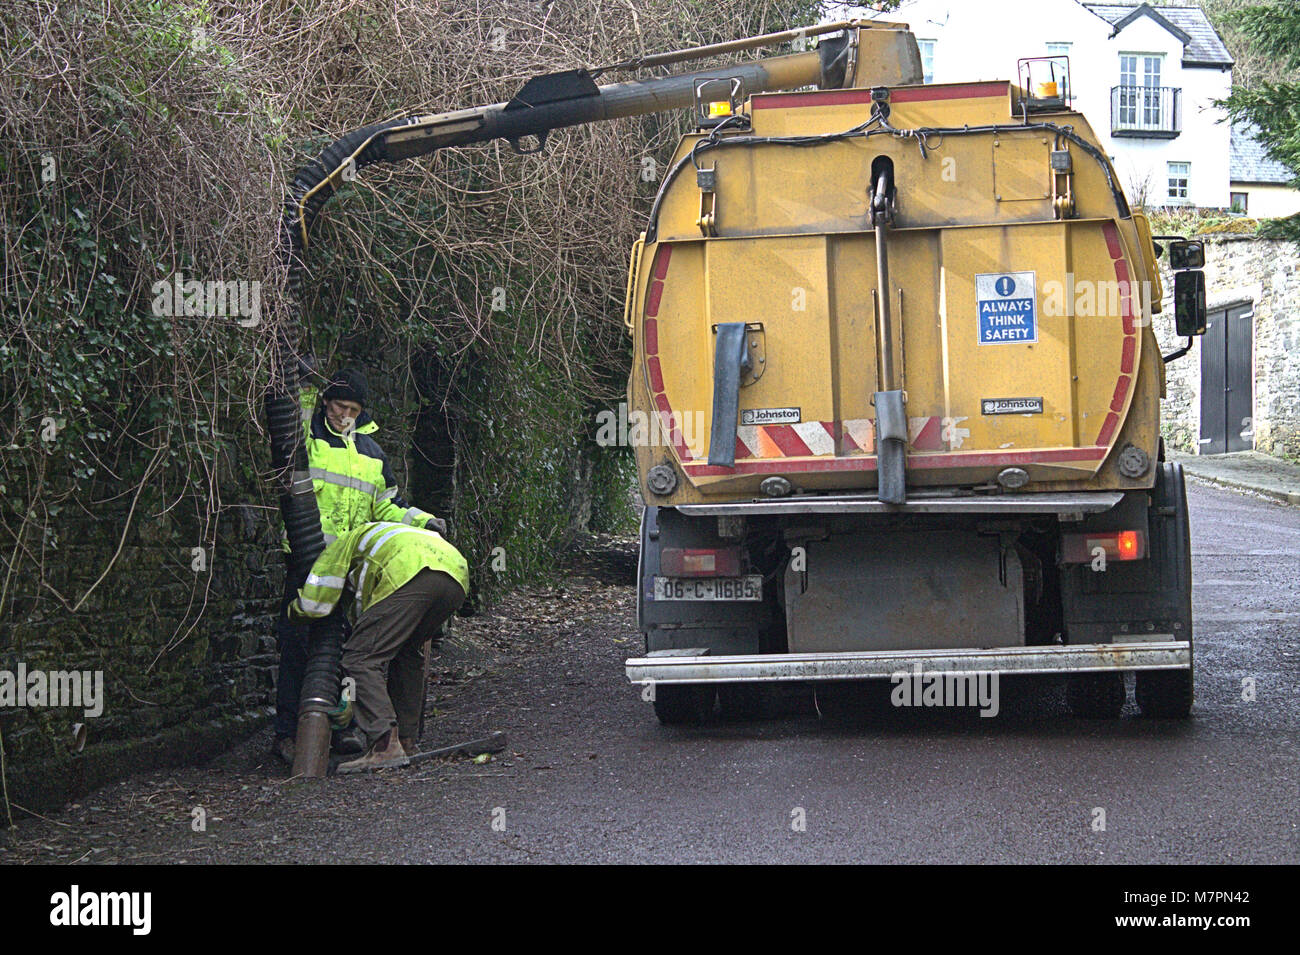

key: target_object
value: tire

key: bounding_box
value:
[1138,463,1194,718]
[653,684,716,725]
[717,683,779,721]
[814,681,885,721]
[1067,672,1126,718]
[1136,669,1193,718]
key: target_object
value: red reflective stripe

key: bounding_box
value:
[653,244,673,280]
[1110,375,1131,413]
[1096,412,1120,446]
[645,280,664,317]
[752,83,1006,111]
[1097,222,1136,446]
[643,245,690,460]
[1102,222,1123,260]
[890,82,1007,102]
[683,446,1105,476]
[766,425,813,457]
[656,410,694,463]
[647,356,665,393]
[1115,258,1136,334]
[685,457,877,476]
[751,90,874,109]
[909,447,1107,468]
[912,416,943,451]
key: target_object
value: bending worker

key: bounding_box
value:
[289,521,469,774]
[273,367,447,764]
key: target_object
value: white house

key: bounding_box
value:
[850,0,1234,209]
[1230,122,1300,219]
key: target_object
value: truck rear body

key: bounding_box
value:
[622,27,1195,718]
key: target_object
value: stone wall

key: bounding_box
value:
[1155,235,1300,461]
[0,471,282,816]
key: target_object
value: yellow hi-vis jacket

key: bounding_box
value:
[282,387,439,552]
[289,522,469,621]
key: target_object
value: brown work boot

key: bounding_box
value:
[337,729,410,775]
[400,736,419,757]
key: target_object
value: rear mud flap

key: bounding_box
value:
[707,322,750,466]
[874,389,906,504]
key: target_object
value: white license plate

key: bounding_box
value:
[653,575,762,601]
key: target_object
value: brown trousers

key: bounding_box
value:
[343,569,466,743]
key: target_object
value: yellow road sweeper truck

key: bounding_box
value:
[620,22,1208,723]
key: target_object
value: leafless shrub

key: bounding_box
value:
[0,0,820,656]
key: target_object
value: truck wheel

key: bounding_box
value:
[1135,463,1195,719]
[718,683,779,721]
[814,681,883,721]
[653,685,716,725]
[1067,672,1125,718]
[1135,669,1192,718]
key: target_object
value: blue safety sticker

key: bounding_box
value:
[976,271,1038,345]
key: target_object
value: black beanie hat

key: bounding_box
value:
[321,368,368,406]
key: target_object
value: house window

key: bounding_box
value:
[1231,192,1248,214]
[1119,53,1164,127]
[1168,162,1190,203]
[1045,42,1071,100]
[918,39,936,84]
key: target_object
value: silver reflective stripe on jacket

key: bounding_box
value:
[306,573,347,590]
[297,596,335,615]
[309,466,379,498]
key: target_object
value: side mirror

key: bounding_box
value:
[1168,239,1205,270]
[1174,270,1206,337]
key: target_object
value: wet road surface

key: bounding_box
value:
[3,482,1297,863]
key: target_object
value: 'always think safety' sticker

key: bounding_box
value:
[976,271,1037,345]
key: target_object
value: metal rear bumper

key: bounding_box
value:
[674,491,1124,518]
[625,641,1191,685]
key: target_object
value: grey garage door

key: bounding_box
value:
[1199,302,1254,455]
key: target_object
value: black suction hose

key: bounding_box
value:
[270,118,415,777]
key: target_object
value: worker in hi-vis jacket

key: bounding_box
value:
[289,521,469,773]
[272,367,446,765]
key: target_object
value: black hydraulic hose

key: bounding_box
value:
[274,118,418,561]
[300,612,347,715]
[270,119,419,771]
[281,117,420,301]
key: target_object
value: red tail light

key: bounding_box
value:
[660,547,742,577]
[1062,530,1146,564]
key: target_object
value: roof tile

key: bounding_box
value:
[1084,3,1233,65]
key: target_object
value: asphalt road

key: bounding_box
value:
[5,481,1297,863]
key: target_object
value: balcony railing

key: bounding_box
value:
[1111,85,1182,138]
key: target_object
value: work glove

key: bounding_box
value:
[426,516,447,535]
[326,692,354,730]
